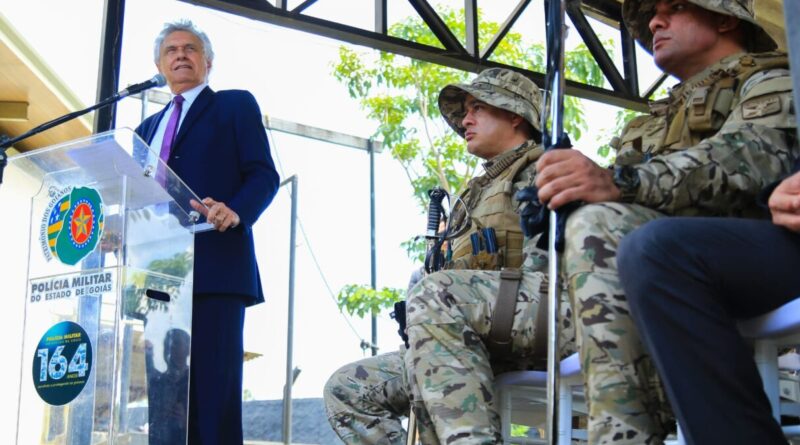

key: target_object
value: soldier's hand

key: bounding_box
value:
[190,197,241,232]
[769,171,800,232]
[535,149,620,209]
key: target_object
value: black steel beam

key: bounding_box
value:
[643,72,668,99]
[620,23,639,96]
[579,0,622,24]
[464,0,478,57]
[276,0,287,10]
[375,0,387,34]
[566,1,629,94]
[481,0,530,60]
[181,0,648,111]
[292,0,318,14]
[407,0,466,54]
[95,0,126,133]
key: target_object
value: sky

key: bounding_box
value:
[0,0,667,441]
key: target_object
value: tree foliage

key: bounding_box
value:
[332,6,612,318]
[596,107,644,163]
[123,252,193,317]
[511,424,532,438]
[148,252,192,279]
[332,6,608,210]
[337,284,406,318]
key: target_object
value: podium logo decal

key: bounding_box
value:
[32,321,93,406]
[41,187,104,265]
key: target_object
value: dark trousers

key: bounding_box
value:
[188,294,247,445]
[617,217,800,445]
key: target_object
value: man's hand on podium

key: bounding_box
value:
[190,197,240,232]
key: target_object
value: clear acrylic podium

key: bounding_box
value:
[9,128,208,445]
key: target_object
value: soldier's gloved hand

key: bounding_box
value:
[516,185,582,252]
[390,301,409,349]
[516,186,548,238]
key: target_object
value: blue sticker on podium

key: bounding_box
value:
[32,321,93,406]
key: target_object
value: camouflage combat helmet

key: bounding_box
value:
[622,0,778,53]
[438,67,543,138]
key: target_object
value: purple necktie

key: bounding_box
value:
[157,95,185,186]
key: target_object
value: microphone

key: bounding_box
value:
[117,74,167,99]
[0,74,167,153]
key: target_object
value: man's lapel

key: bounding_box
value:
[145,106,170,145]
[172,86,214,154]
[133,106,170,166]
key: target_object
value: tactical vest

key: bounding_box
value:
[615,52,789,166]
[444,142,543,270]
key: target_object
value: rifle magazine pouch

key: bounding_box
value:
[687,78,736,133]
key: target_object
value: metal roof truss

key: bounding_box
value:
[179,0,659,111]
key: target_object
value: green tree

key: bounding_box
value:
[595,84,671,165]
[595,107,644,164]
[123,251,193,317]
[337,284,407,318]
[511,424,532,438]
[334,6,611,318]
[147,252,192,279]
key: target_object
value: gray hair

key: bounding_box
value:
[153,19,214,64]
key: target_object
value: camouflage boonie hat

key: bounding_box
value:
[623,0,778,53]
[438,68,542,138]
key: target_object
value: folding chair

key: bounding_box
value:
[499,296,800,444]
[404,357,583,445]
[739,296,800,438]
[495,353,585,444]
[496,353,692,445]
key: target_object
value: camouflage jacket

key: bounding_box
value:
[615,51,798,217]
[446,139,543,270]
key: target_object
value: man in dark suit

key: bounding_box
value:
[135,19,279,445]
[618,166,800,445]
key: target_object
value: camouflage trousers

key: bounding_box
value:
[404,269,576,445]
[324,349,415,445]
[564,203,673,444]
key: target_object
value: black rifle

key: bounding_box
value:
[393,187,450,350]
[390,301,409,349]
[424,187,448,274]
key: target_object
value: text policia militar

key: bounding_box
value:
[29,271,115,303]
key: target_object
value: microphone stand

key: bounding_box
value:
[0,93,126,152]
[0,135,9,186]
[0,83,158,187]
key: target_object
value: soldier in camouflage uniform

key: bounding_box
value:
[324,68,576,445]
[529,0,798,443]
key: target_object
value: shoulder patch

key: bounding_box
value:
[741,95,782,119]
[740,68,793,99]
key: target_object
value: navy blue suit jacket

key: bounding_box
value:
[135,87,279,305]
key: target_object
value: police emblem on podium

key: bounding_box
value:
[41,186,105,266]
